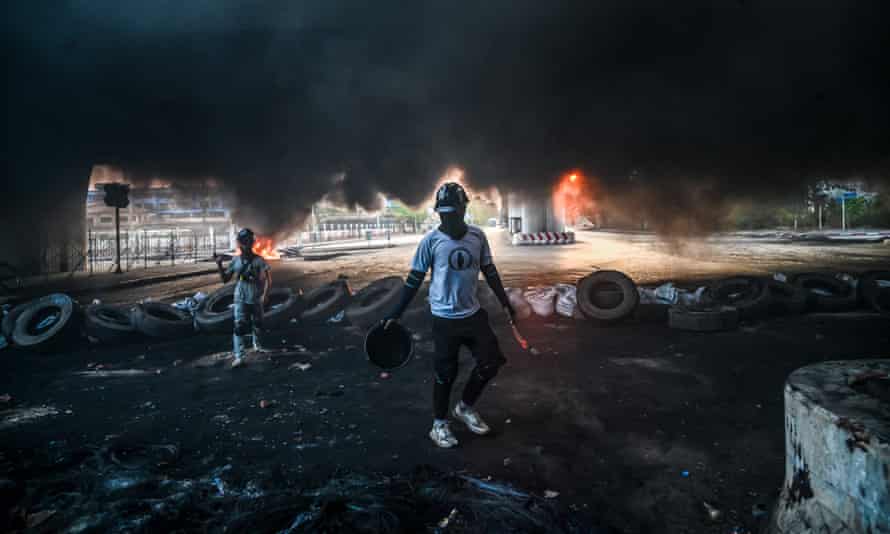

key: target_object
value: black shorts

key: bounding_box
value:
[431,308,506,378]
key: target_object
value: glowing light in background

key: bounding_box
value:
[553,170,597,230]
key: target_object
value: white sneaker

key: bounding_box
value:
[453,402,491,435]
[231,356,246,369]
[429,421,459,448]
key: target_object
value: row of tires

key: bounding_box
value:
[1,277,407,353]
[572,270,889,327]
[704,271,889,319]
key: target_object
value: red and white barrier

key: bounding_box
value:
[511,232,575,246]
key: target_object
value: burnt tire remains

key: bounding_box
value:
[858,270,890,314]
[195,285,235,333]
[668,306,738,332]
[708,276,771,319]
[768,360,889,534]
[766,279,808,315]
[300,281,351,324]
[262,287,303,330]
[1,301,29,341]
[345,276,403,328]
[10,294,82,352]
[793,273,858,312]
[131,302,194,339]
[85,304,137,344]
[576,270,639,322]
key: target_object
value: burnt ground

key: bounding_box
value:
[2,298,889,532]
[1,232,889,533]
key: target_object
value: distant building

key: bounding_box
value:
[86,182,235,249]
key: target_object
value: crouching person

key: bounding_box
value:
[215,228,271,368]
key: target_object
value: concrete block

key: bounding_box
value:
[768,359,890,534]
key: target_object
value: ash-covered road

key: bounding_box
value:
[1,229,888,533]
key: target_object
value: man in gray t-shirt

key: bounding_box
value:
[215,228,272,368]
[384,182,516,449]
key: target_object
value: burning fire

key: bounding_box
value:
[235,236,280,259]
[553,170,596,228]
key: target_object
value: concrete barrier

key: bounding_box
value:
[768,359,889,534]
[511,232,575,246]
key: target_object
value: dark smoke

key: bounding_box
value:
[5,1,890,241]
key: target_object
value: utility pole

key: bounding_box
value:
[88,228,93,275]
[102,183,129,274]
[841,195,846,232]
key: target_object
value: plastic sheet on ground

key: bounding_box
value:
[638,283,709,308]
[173,292,208,313]
[524,287,557,317]
[326,310,346,323]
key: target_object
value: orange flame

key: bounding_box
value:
[234,236,280,259]
[252,237,280,259]
[553,171,596,228]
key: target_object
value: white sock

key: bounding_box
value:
[433,418,448,427]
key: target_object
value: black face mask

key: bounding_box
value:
[438,207,468,240]
[239,243,255,258]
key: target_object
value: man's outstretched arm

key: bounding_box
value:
[482,263,515,319]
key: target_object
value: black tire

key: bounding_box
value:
[11,294,82,352]
[576,270,639,322]
[858,271,890,314]
[85,304,137,344]
[766,279,807,315]
[345,276,404,328]
[195,285,235,333]
[668,306,739,332]
[708,276,771,320]
[300,281,351,324]
[2,301,29,341]
[793,273,857,312]
[131,302,194,339]
[263,287,304,330]
[364,320,414,370]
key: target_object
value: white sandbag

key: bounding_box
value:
[654,283,678,305]
[554,283,578,318]
[524,286,557,317]
[506,288,532,319]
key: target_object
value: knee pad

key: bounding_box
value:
[474,360,503,382]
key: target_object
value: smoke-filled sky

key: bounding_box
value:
[5,1,889,237]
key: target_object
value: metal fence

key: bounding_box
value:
[85,229,230,274]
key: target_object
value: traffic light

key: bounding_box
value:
[103,183,130,208]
